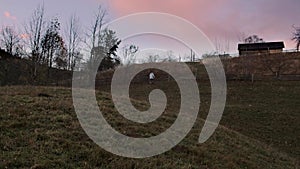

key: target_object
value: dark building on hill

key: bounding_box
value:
[238,41,285,56]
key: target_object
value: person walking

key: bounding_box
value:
[149,71,155,84]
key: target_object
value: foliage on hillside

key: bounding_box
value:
[0,56,72,86]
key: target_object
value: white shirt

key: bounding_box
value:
[149,72,155,80]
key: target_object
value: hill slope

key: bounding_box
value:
[0,85,298,168]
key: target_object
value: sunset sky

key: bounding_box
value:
[1,0,299,59]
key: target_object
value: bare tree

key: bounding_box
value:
[121,44,139,65]
[244,35,264,43]
[292,25,300,51]
[65,14,81,70]
[0,26,21,55]
[166,50,176,62]
[54,40,68,70]
[147,54,159,63]
[260,53,292,79]
[24,4,45,79]
[84,6,122,72]
[236,31,248,43]
[41,17,61,68]
[96,29,121,71]
[84,6,107,63]
[213,38,230,55]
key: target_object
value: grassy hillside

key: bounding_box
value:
[1,52,300,87]
[0,57,72,86]
[115,80,300,158]
[222,52,300,80]
[94,52,300,86]
[0,81,299,168]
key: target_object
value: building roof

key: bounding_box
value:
[238,42,285,51]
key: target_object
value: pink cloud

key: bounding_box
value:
[108,0,225,23]
[20,33,30,39]
[4,11,17,20]
[108,0,300,51]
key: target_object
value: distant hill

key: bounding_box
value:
[2,51,300,86]
[94,52,300,87]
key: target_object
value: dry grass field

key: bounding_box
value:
[0,80,299,168]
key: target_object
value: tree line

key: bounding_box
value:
[1,4,300,72]
[0,4,123,81]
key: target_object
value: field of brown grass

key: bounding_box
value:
[0,80,299,168]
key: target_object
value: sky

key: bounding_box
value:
[0,0,299,59]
